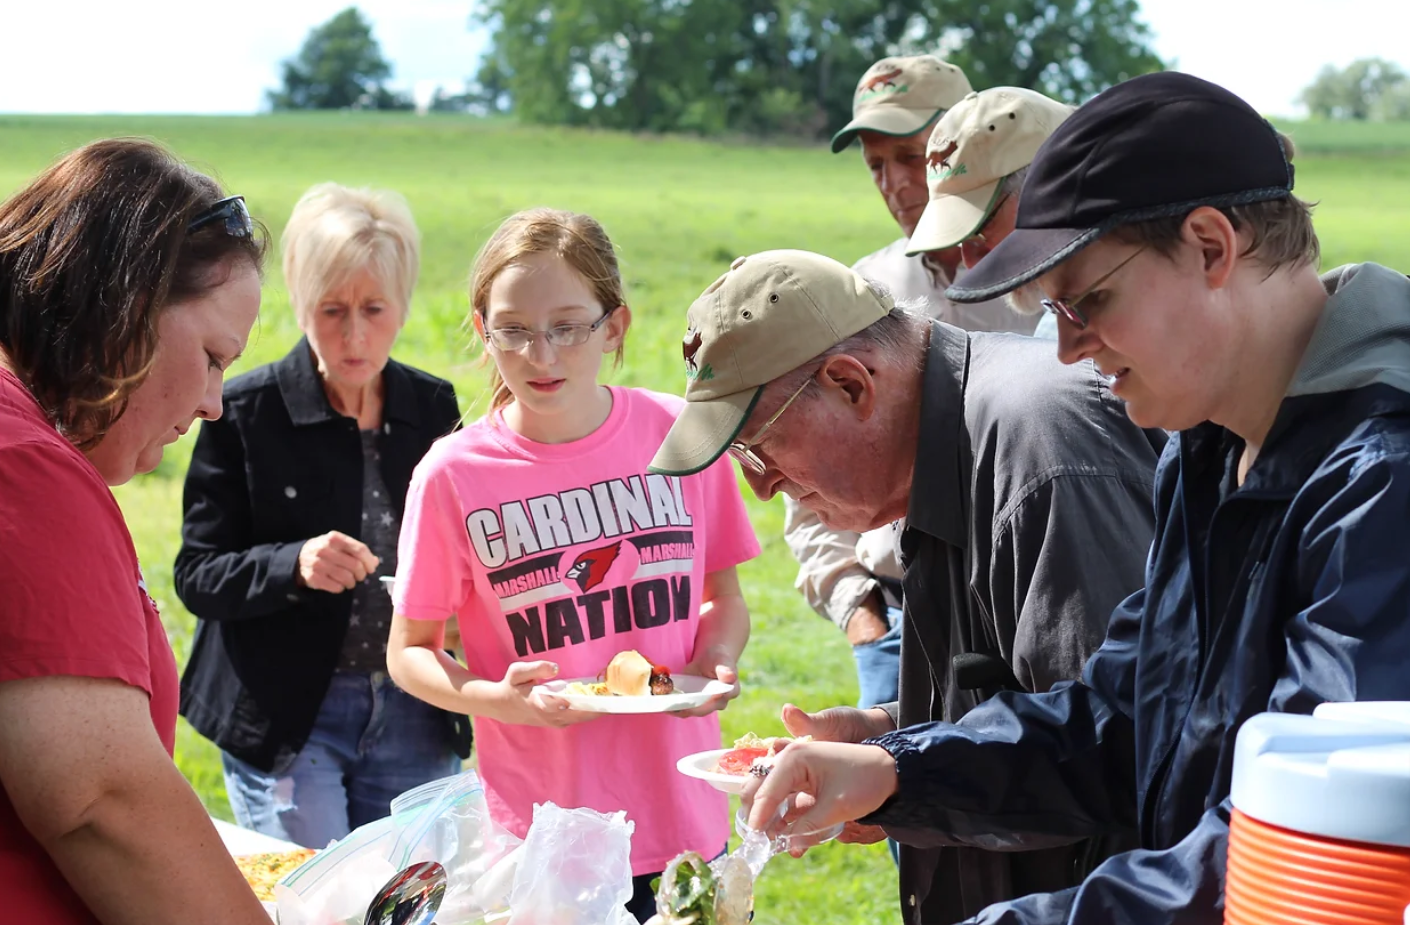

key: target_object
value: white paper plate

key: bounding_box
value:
[675,748,749,794]
[533,674,737,714]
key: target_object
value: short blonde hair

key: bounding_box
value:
[281,183,420,321]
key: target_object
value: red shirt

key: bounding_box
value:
[0,368,179,925]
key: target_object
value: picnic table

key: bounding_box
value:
[214,816,303,856]
[214,818,300,921]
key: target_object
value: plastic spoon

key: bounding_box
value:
[363,861,447,925]
[731,800,844,876]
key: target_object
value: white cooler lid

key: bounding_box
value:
[1230,702,1410,848]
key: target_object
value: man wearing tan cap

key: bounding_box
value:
[831,54,1038,336]
[650,249,1160,925]
[907,86,1075,338]
[783,58,1041,731]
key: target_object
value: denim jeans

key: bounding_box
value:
[222,671,461,849]
[851,606,903,709]
[851,606,903,865]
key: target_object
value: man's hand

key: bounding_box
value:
[742,741,899,848]
[782,702,896,744]
[779,703,897,847]
[843,591,890,646]
[838,820,889,845]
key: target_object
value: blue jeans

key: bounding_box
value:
[222,671,461,849]
[851,606,903,709]
[851,607,903,865]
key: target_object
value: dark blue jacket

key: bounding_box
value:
[864,264,1410,924]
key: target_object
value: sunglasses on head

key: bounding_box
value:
[188,195,253,238]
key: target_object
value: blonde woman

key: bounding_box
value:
[174,183,469,848]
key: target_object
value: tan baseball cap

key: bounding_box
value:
[906,87,1075,255]
[830,55,973,153]
[648,250,893,476]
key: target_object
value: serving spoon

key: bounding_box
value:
[363,861,447,925]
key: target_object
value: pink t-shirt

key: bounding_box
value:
[394,386,760,875]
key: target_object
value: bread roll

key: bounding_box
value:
[605,650,653,697]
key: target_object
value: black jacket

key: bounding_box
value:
[865,265,1410,925]
[880,323,1161,924]
[174,338,470,772]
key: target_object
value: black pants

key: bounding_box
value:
[626,871,660,922]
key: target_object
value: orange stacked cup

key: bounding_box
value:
[1225,703,1410,925]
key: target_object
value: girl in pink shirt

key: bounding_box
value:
[386,208,760,921]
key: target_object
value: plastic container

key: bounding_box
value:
[1225,702,1410,925]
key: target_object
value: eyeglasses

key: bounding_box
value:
[188,195,254,237]
[484,306,617,352]
[727,378,811,474]
[1039,246,1147,329]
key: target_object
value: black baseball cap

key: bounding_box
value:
[946,72,1294,304]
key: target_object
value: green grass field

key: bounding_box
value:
[3,112,1408,924]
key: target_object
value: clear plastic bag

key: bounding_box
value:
[506,802,637,925]
[387,770,523,925]
[274,815,399,925]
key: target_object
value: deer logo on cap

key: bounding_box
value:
[927,140,965,181]
[858,67,907,101]
[683,326,713,381]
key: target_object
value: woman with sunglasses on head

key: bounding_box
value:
[0,139,272,924]
[385,208,760,922]
[174,183,469,849]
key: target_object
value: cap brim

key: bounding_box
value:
[943,225,1101,303]
[830,108,941,153]
[905,180,1001,255]
[648,388,762,476]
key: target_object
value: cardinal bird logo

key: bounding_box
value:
[565,542,623,593]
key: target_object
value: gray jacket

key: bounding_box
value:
[886,322,1163,924]
[786,240,1039,630]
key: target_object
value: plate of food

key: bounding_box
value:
[535,650,737,714]
[234,846,318,902]
[676,733,808,793]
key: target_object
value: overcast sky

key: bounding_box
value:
[1,0,1406,117]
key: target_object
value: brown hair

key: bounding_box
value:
[0,138,268,447]
[1109,133,1320,273]
[469,208,626,411]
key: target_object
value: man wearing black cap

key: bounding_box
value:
[744,71,1410,925]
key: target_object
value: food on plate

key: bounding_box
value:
[565,680,610,696]
[714,733,809,778]
[556,650,676,698]
[234,847,317,901]
[604,649,675,696]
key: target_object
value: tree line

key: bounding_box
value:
[268,2,1166,137]
[1299,58,1410,122]
[268,6,1410,132]
[467,0,1165,137]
